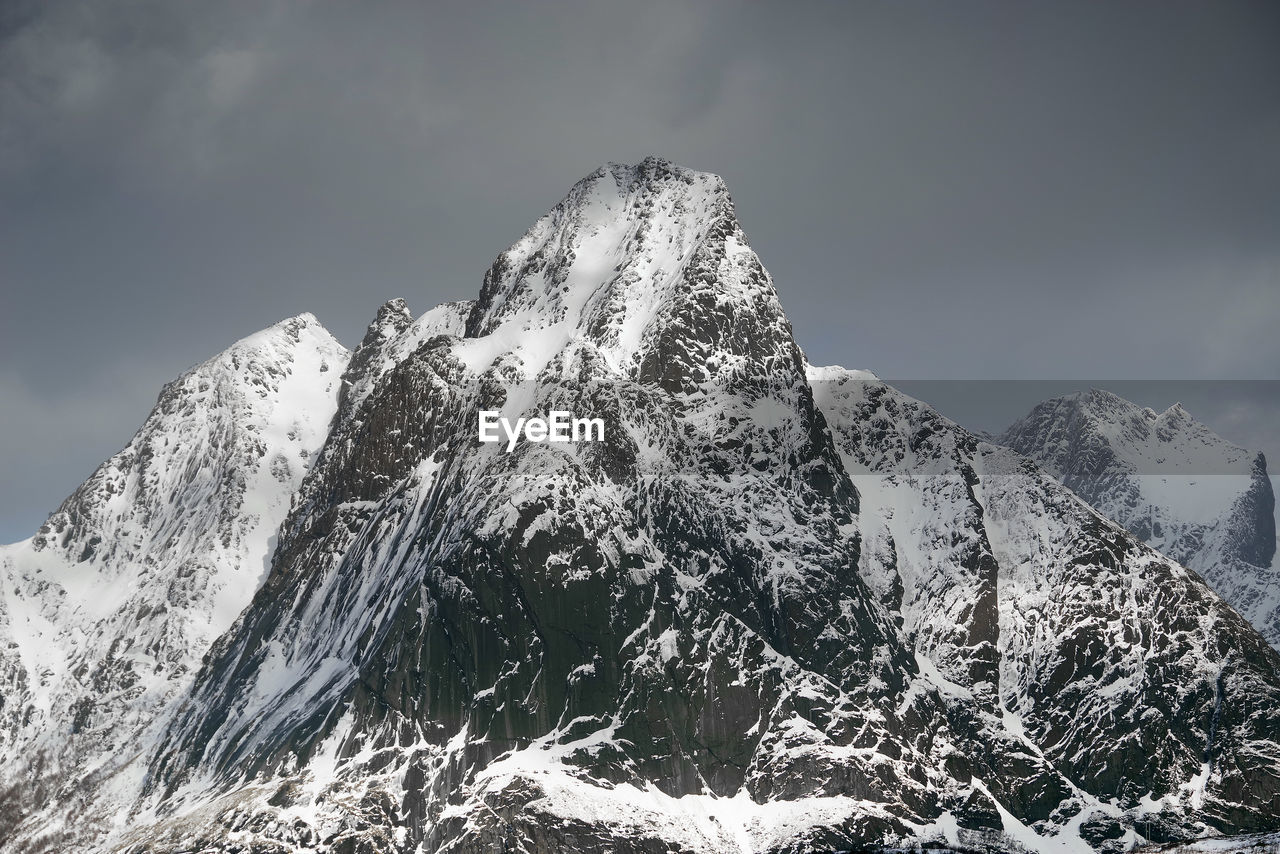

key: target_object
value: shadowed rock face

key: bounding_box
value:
[4,160,1280,854]
[999,389,1280,648]
[1224,456,1276,570]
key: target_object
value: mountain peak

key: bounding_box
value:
[459,158,793,391]
[259,310,328,338]
[1068,386,1132,416]
[372,297,412,325]
[597,156,728,197]
[336,297,470,423]
[358,298,414,349]
[1004,387,1254,474]
[1160,400,1191,422]
[0,312,349,825]
[208,312,341,370]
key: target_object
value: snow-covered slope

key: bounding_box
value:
[0,314,348,845]
[998,390,1279,647]
[812,368,1280,851]
[3,159,1280,854]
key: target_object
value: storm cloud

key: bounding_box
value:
[2,1,1278,540]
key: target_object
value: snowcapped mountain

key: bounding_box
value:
[0,315,348,846]
[2,159,1279,854]
[998,390,1279,647]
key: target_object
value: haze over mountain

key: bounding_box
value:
[1000,390,1278,647]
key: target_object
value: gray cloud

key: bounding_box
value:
[2,1,1279,541]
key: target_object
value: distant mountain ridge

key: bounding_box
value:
[999,388,1279,647]
[2,159,1279,854]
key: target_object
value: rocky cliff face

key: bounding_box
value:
[3,160,1280,854]
[999,390,1279,647]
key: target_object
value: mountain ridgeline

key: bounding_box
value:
[999,390,1278,649]
[1,159,1278,854]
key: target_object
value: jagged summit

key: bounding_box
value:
[609,155,727,198]
[340,158,750,392]
[364,298,414,340]
[461,158,773,385]
[218,310,332,356]
[598,155,730,199]
[33,310,348,556]
[1004,388,1259,476]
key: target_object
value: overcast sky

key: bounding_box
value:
[2,1,1278,542]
